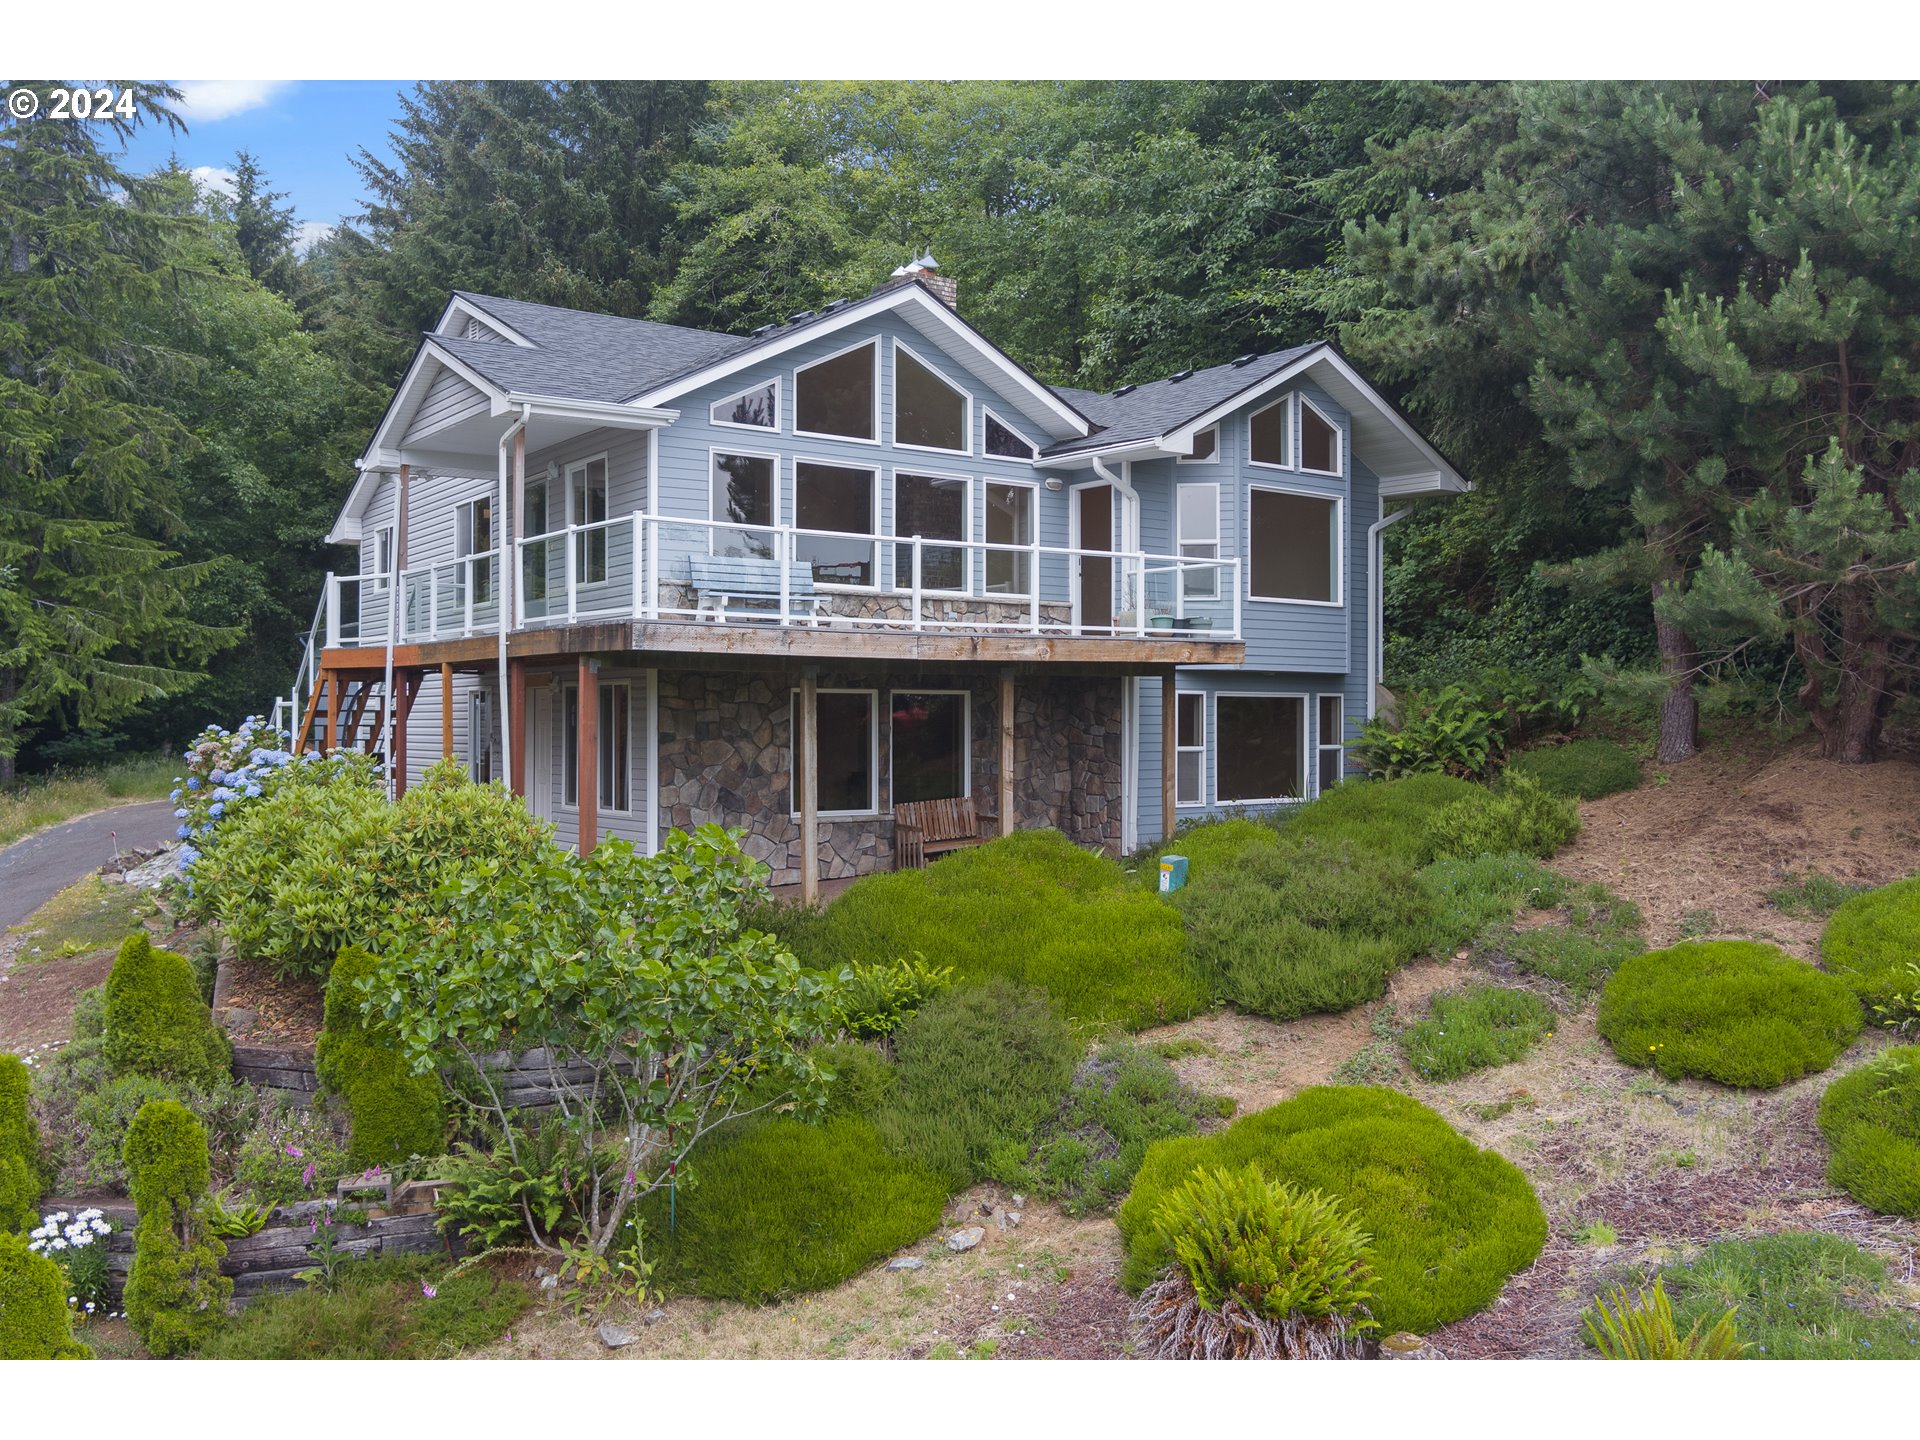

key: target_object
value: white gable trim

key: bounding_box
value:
[631,284,1092,440]
[435,294,537,348]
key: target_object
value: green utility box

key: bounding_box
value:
[1158,855,1189,894]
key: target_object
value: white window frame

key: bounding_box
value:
[890,336,974,457]
[565,453,611,585]
[891,468,974,596]
[792,337,881,446]
[597,679,633,815]
[1178,425,1220,465]
[1298,393,1344,478]
[709,376,781,433]
[1212,691,1309,806]
[1175,481,1221,603]
[887,688,972,804]
[792,455,880,591]
[455,495,494,605]
[982,407,1040,464]
[1247,394,1294,471]
[707,445,782,557]
[371,525,393,592]
[1246,482,1345,609]
[1174,690,1206,808]
[982,477,1040,598]
[1316,694,1346,796]
[788,687,881,818]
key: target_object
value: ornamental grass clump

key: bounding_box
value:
[1130,1164,1377,1360]
[123,1098,230,1357]
[317,945,446,1169]
[0,1052,45,1232]
[102,933,232,1087]
[1595,941,1863,1088]
[1817,1048,1920,1218]
[0,1231,91,1359]
[1821,876,1920,1017]
[1118,1087,1546,1334]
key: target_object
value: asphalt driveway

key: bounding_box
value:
[0,800,178,930]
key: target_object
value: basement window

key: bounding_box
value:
[790,689,879,816]
[1216,694,1305,804]
[891,690,970,804]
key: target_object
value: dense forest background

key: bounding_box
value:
[3,79,1916,782]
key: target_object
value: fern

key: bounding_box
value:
[1584,1278,1746,1359]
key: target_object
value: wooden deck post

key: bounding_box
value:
[799,667,819,906]
[392,671,417,798]
[322,670,339,753]
[440,662,455,761]
[508,658,528,797]
[1160,667,1177,845]
[577,656,599,855]
[998,668,1015,838]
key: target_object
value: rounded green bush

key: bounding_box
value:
[1283,773,1484,865]
[123,1099,229,1357]
[123,1097,211,1211]
[1118,1086,1548,1334]
[1817,1048,1920,1218]
[316,945,446,1169]
[0,1232,91,1359]
[1506,739,1641,801]
[1596,941,1863,1088]
[816,1042,897,1120]
[0,1052,45,1232]
[645,1115,946,1301]
[1138,817,1281,889]
[103,933,232,1087]
[1821,876,1920,1017]
[1427,771,1580,862]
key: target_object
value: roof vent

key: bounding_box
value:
[820,298,849,313]
[787,309,815,324]
[1111,383,1137,397]
[1231,353,1258,367]
[751,322,778,337]
[1167,369,1194,384]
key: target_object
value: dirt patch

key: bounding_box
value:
[216,952,325,1046]
[0,942,116,1054]
[0,878,193,1053]
[1555,734,1920,956]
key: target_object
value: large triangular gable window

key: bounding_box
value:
[795,341,877,442]
[1299,395,1342,476]
[893,340,970,454]
[711,379,778,430]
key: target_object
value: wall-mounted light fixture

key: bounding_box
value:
[1043,476,1064,491]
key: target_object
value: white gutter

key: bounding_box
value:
[1367,506,1413,720]
[497,407,529,790]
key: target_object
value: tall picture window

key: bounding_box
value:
[711,452,776,557]
[794,461,876,586]
[1216,695,1305,803]
[794,341,876,441]
[894,472,970,592]
[456,495,493,605]
[568,457,609,583]
[984,482,1034,595]
[1248,488,1339,604]
[599,682,630,813]
[1175,691,1205,807]
[1317,695,1346,794]
[1177,483,1220,601]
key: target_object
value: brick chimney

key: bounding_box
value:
[881,253,957,309]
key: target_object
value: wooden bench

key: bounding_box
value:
[686,554,826,624]
[894,795,998,869]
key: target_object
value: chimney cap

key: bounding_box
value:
[890,252,941,278]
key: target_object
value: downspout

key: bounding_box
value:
[1367,506,1413,720]
[497,407,529,787]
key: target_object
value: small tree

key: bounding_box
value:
[123,1099,229,1357]
[369,825,834,1257]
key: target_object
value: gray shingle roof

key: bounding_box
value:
[449,291,755,401]
[1043,343,1326,456]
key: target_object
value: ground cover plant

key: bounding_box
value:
[1654,1232,1920,1359]
[9,877,163,962]
[1821,876,1920,1016]
[1474,875,1646,999]
[783,829,1203,1031]
[1583,1277,1745,1359]
[1506,738,1640,800]
[1134,817,1281,890]
[642,1115,948,1302]
[1817,1047,1920,1218]
[1009,1041,1228,1214]
[1596,940,1863,1088]
[1118,1086,1547,1334]
[1398,985,1556,1082]
[1766,869,1870,918]
[197,1254,530,1359]
[1280,773,1485,865]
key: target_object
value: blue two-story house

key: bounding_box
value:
[300,258,1466,899]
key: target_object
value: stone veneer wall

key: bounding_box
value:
[655,668,1125,886]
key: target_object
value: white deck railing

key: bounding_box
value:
[318,514,1242,647]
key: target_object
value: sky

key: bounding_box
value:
[114,81,414,251]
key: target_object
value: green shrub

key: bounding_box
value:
[789,830,1203,1031]
[123,1099,230,1356]
[102,933,232,1087]
[1596,941,1864,1088]
[643,1115,947,1301]
[197,1254,528,1359]
[1135,817,1281,890]
[1417,852,1563,952]
[191,756,560,981]
[231,1104,352,1207]
[1118,1086,1547,1334]
[1583,1277,1745,1358]
[1177,836,1434,1020]
[1010,1042,1225,1214]
[316,945,446,1169]
[1817,1048,1920,1218]
[875,979,1080,1191]
[1506,739,1640,800]
[0,1231,91,1359]
[0,1053,44,1232]
[1821,876,1920,1017]
[1427,771,1579,862]
[1132,1164,1377,1359]
[1352,684,1502,780]
[1399,986,1556,1082]
[1656,1232,1920,1359]
[825,955,954,1040]
[1283,773,1484,865]
[816,1042,898,1120]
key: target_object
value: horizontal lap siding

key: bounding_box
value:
[521,428,651,619]
[402,366,491,445]
[526,667,654,852]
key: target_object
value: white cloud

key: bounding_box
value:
[293,220,334,256]
[190,165,237,200]
[174,80,294,122]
